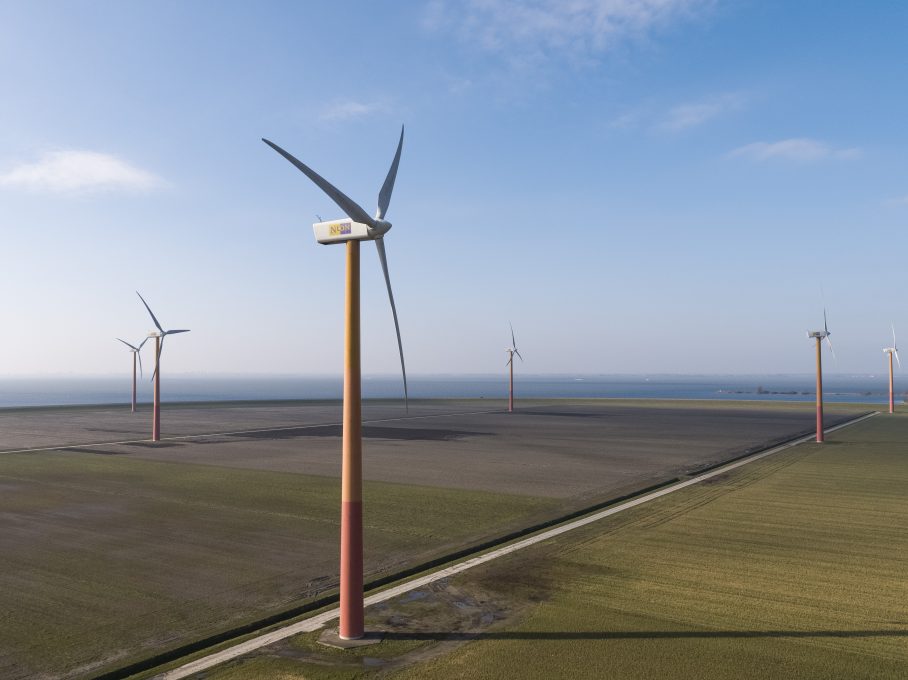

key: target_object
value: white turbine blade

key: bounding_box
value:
[117,338,139,351]
[823,308,829,335]
[374,237,408,410]
[826,335,836,363]
[376,125,404,220]
[510,323,517,352]
[261,138,375,228]
[137,336,149,351]
[514,349,524,362]
[136,292,165,334]
[896,349,901,369]
[506,354,513,367]
[165,329,191,335]
[137,351,144,378]
[892,323,897,350]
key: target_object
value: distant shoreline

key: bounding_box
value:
[0,374,899,409]
[0,395,887,414]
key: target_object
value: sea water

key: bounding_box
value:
[0,374,896,408]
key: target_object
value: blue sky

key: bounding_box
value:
[1,0,906,378]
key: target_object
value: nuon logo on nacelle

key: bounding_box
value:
[314,217,371,244]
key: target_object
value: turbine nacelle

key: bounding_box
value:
[312,217,392,245]
[313,218,370,244]
[506,324,523,364]
[887,324,900,367]
[136,291,191,381]
[117,337,147,354]
[808,307,835,361]
[116,337,148,377]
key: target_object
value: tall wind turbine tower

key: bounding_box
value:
[116,337,147,413]
[807,310,835,443]
[506,324,523,413]
[136,292,190,442]
[883,324,900,415]
[263,126,407,641]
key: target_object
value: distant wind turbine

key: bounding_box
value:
[883,324,900,415]
[263,125,407,641]
[116,337,147,413]
[136,292,190,442]
[506,323,523,413]
[807,310,835,443]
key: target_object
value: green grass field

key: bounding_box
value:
[0,452,558,679]
[209,411,908,680]
[0,398,875,678]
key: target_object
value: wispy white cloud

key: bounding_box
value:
[729,138,861,162]
[446,75,473,94]
[659,92,746,131]
[319,99,391,121]
[0,150,162,194]
[423,0,715,63]
[606,91,745,133]
[607,110,642,129]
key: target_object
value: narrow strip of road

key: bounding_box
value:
[154,410,878,679]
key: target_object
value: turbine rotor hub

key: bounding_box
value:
[368,219,392,237]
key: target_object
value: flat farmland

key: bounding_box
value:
[0,398,864,678]
[377,412,908,680]
[206,410,908,680]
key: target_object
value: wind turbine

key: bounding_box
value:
[263,126,407,641]
[116,337,147,413]
[807,310,835,443]
[506,324,523,413]
[883,324,900,415]
[136,292,190,442]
